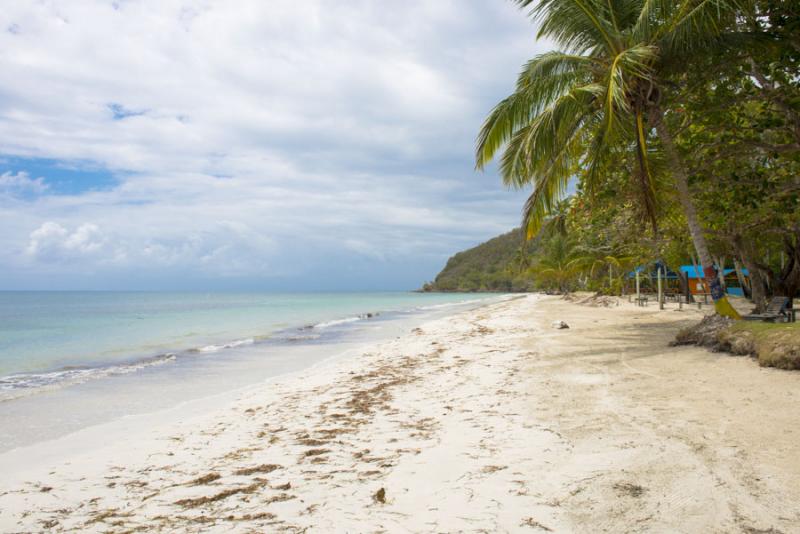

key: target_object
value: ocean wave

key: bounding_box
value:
[0,298,489,402]
[313,312,379,329]
[313,316,362,329]
[193,337,255,353]
[414,297,492,310]
[1,332,275,401]
[0,353,177,402]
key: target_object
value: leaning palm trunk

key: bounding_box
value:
[732,257,750,298]
[716,256,727,290]
[654,110,741,318]
[734,237,768,311]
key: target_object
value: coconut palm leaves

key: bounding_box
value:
[530,234,584,293]
[476,0,746,317]
[476,0,743,238]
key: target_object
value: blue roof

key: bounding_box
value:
[680,265,749,278]
[627,265,680,278]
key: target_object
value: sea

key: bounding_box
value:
[0,291,501,452]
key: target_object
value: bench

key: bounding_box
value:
[743,296,794,323]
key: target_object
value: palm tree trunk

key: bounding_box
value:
[716,255,727,290]
[653,108,740,319]
[732,257,750,299]
[733,235,768,311]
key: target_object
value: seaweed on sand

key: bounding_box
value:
[174,481,266,508]
[234,464,282,476]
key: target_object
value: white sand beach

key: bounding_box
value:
[1,295,798,533]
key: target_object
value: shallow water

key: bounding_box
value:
[0,291,501,451]
[0,291,488,397]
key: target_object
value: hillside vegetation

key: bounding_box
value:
[422,229,536,292]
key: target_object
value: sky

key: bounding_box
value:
[0,1,553,291]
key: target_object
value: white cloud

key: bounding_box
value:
[0,1,550,288]
[0,171,47,194]
[26,222,106,262]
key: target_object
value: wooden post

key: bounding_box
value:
[636,268,640,305]
[658,268,664,310]
[679,271,694,304]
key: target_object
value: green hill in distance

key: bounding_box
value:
[421,228,536,292]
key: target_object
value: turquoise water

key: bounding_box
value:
[0,291,485,399]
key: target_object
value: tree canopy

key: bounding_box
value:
[467,0,799,308]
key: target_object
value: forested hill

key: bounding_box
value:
[421,228,536,292]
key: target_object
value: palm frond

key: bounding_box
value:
[520,168,573,240]
[631,0,672,43]
[658,0,744,54]
[514,0,623,54]
[475,92,537,171]
[475,52,595,170]
[498,82,598,189]
[481,0,752,253]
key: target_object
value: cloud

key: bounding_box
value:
[26,222,106,262]
[0,171,47,195]
[0,1,550,289]
[24,217,281,277]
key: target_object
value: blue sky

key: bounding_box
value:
[0,1,552,291]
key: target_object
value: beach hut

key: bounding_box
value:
[626,263,683,296]
[679,265,750,297]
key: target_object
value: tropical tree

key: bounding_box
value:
[509,245,532,274]
[475,0,747,318]
[530,234,584,293]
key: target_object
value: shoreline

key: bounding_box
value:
[0,292,494,403]
[1,295,798,532]
[0,293,504,469]
[0,335,366,479]
[0,293,504,453]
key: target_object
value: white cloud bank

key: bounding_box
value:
[0,0,550,289]
[26,222,106,261]
[0,171,48,194]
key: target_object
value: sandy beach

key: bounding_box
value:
[1,294,798,533]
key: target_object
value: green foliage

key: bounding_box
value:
[423,229,537,292]
[529,234,584,293]
[432,0,798,301]
[476,0,745,238]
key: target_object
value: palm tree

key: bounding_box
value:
[476,0,744,318]
[531,234,583,293]
[578,253,636,293]
[538,197,571,239]
[511,245,532,274]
